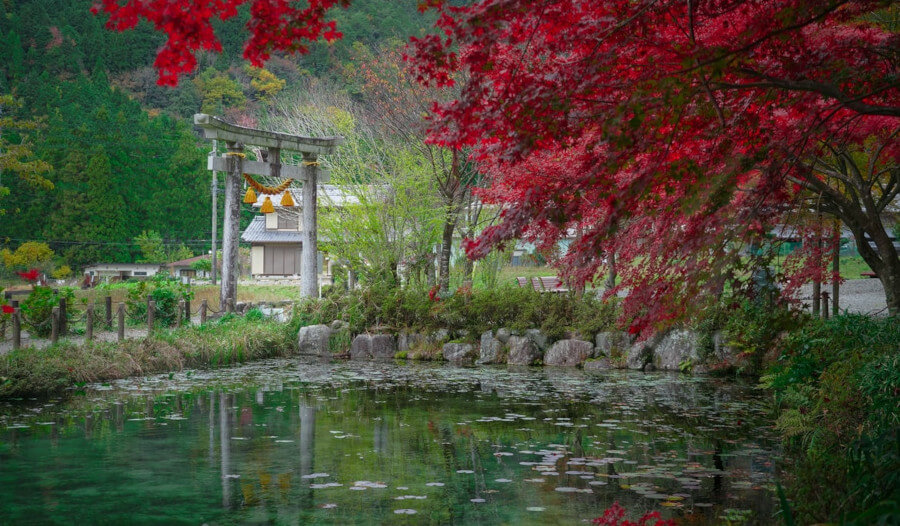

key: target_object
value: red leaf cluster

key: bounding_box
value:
[17,269,41,283]
[591,502,675,526]
[92,0,349,85]
[1,305,15,315]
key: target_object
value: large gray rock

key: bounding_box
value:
[507,335,542,366]
[625,332,667,369]
[350,334,371,360]
[478,331,503,365]
[370,334,397,360]
[626,339,654,369]
[350,333,397,361]
[653,329,700,371]
[524,329,549,352]
[443,342,477,365]
[594,331,634,358]
[544,339,593,367]
[495,328,512,344]
[297,324,332,356]
[584,358,612,371]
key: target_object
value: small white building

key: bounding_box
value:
[83,263,162,281]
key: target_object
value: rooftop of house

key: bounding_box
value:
[250,185,360,209]
[166,254,215,269]
[241,216,303,244]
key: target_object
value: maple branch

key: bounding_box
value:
[715,74,900,117]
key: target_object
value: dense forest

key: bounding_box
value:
[0,0,433,270]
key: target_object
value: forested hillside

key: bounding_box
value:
[0,0,432,270]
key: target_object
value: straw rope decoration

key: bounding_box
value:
[242,173,296,212]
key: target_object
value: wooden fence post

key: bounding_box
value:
[51,307,59,344]
[147,300,156,331]
[184,298,191,325]
[117,303,125,342]
[12,309,21,350]
[58,297,67,336]
[176,300,184,328]
[200,300,208,325]
[105,296,113,328]
[86,304,94,341]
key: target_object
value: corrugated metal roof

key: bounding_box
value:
[241,216,303,244]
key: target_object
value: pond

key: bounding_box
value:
[0,360,780,525]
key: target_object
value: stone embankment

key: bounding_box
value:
[298,321,749,374]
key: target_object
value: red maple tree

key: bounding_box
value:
[93,0,899,330]
[407,0,899,330]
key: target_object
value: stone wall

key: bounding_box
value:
[303,323,748,374]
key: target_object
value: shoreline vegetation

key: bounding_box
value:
[0,312,297,399]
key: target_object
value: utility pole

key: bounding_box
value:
[210,139,218,285]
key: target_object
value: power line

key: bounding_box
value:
[0,237,232,247]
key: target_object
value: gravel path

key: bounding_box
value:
[797,277,889,316]
[0,327,151,355]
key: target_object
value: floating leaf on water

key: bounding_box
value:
[470,498,486,503]
[526,507,545,512]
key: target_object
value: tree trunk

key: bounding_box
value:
[605,251,617,291]
[438,211,455,295]
[839,208,900,315]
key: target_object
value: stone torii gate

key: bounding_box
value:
[194,113,343,308]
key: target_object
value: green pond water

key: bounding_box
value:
[0,360,780,525]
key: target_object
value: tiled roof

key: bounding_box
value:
[241,216,303,244]
[251,185,359,208]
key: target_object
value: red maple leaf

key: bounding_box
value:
[17,269,40,282]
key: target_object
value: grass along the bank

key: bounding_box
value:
[0,313,298,399]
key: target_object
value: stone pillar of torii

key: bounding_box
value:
[194,114,343,309]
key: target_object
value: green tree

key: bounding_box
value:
[44,149,129,269]
[0,241,54,271]
[0,95,52,212]
[194,67,245,114]
[134,230,167,263]
[265,79,443,287]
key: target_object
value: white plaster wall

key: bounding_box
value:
[251,245,265,276]
[265,213,278,230]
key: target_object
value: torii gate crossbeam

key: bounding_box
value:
[194,113,344,309]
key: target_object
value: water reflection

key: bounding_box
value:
[0,361,779,524]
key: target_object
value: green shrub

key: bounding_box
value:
[124,275,192,327]
[244,308,264,322]
[20,286,75,337]
[291,284,618,343]
[762,314,900,524]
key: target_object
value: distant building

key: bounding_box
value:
[241,186,354,285]
[83,263,161,281]
[166,255,215,279]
